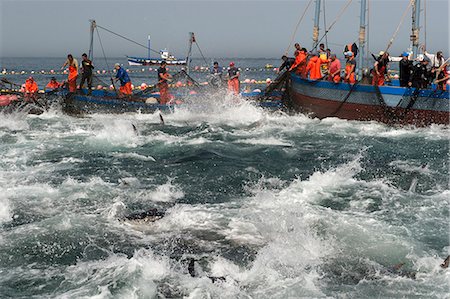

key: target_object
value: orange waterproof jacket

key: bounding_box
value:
[25,79,38,93]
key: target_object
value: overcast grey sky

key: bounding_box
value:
[1,0,448,58]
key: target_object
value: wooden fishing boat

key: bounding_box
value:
[287,0,449,126]
[61,89,282,115]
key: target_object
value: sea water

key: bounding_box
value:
[0,58,449,298]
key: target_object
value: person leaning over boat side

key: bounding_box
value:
[399,52,413,87]
[422,47,449,91]
[61,54,78,93]
[79,53,94,94]
[113,63,132,98]
[157,60,172,104]
[289,48,307,77]
[227,62,240,95]
[372,51,390,86]
[45,77,61,91]
[408,56,432,89]
[24,76,38,101]
[343,51,356,84]
[327,54,341,83]
[278,55,295,73]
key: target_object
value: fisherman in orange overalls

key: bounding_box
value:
[24,76,38,101]
[289,48,307,77]
[45,77,61,91]
[372,51,389,86]
[157,61,172,104]
[61,54,78,93]
[344,51,356,84]
[227,62,240,95]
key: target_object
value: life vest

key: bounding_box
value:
[46,81,60,89]
[25,80,38,93]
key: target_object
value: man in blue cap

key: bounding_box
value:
[399,52,412,87]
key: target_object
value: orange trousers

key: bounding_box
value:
[228,78,240,95]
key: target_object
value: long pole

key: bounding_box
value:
[358,0,367,79]
[88,19,96,60]
[147,35,151,59]
[186,32,194,76]
[411,0,421,58]
[312,0,321,49]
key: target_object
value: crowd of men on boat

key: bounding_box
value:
[19,43,447,102]
[278,42,449,91]
[20,52,245,103]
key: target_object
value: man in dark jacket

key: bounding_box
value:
[408,56,432,89]
[399,52,412,87]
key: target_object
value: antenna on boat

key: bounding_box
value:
[186,32,195,76]
[411,0,421,58]
[312,0,321,49]
[88,19,96,60]
[358,0,367,79]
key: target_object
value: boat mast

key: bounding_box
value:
[186,32,194,76]
[411,0,421,58]
[312,0,321,49]
[358,0,367,79]
[88,19,96,60]
[147,35,151,59]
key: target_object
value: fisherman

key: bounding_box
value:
[210,61,223,76]
[61,54,78,93]
[227,62,240,95]
[327,54,341,83]
[293,43,301,56]
[45,77,61,91]
[343,51,356,84]
[422,48,449,90]
[157,60,173,104]
[113,63,132,98]
[318,44,329,74]
[24,76,38,101]
[399,52,413,87]
[306,53,323,80]
[209,61,223,88]
[278,55,295,73]
[372,51,390,86]
[408,56,432,89]
[289,48,307,77]
[79,53,94,94]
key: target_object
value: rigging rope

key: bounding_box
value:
[285,0,314,55]
[95,24,160,55]
[314,0,353,51]
[194,41,209,65]
[95,28,112,74]
[383,0,412,53]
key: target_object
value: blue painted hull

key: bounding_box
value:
[289,74,449,126]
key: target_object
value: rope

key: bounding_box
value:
[96,24,160,55]
[194,41,208,65]
[285,0,314,55]
[383,0,412,53]
[96,28,111,74]
[323,0,328,49]
[314,0,353,51]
